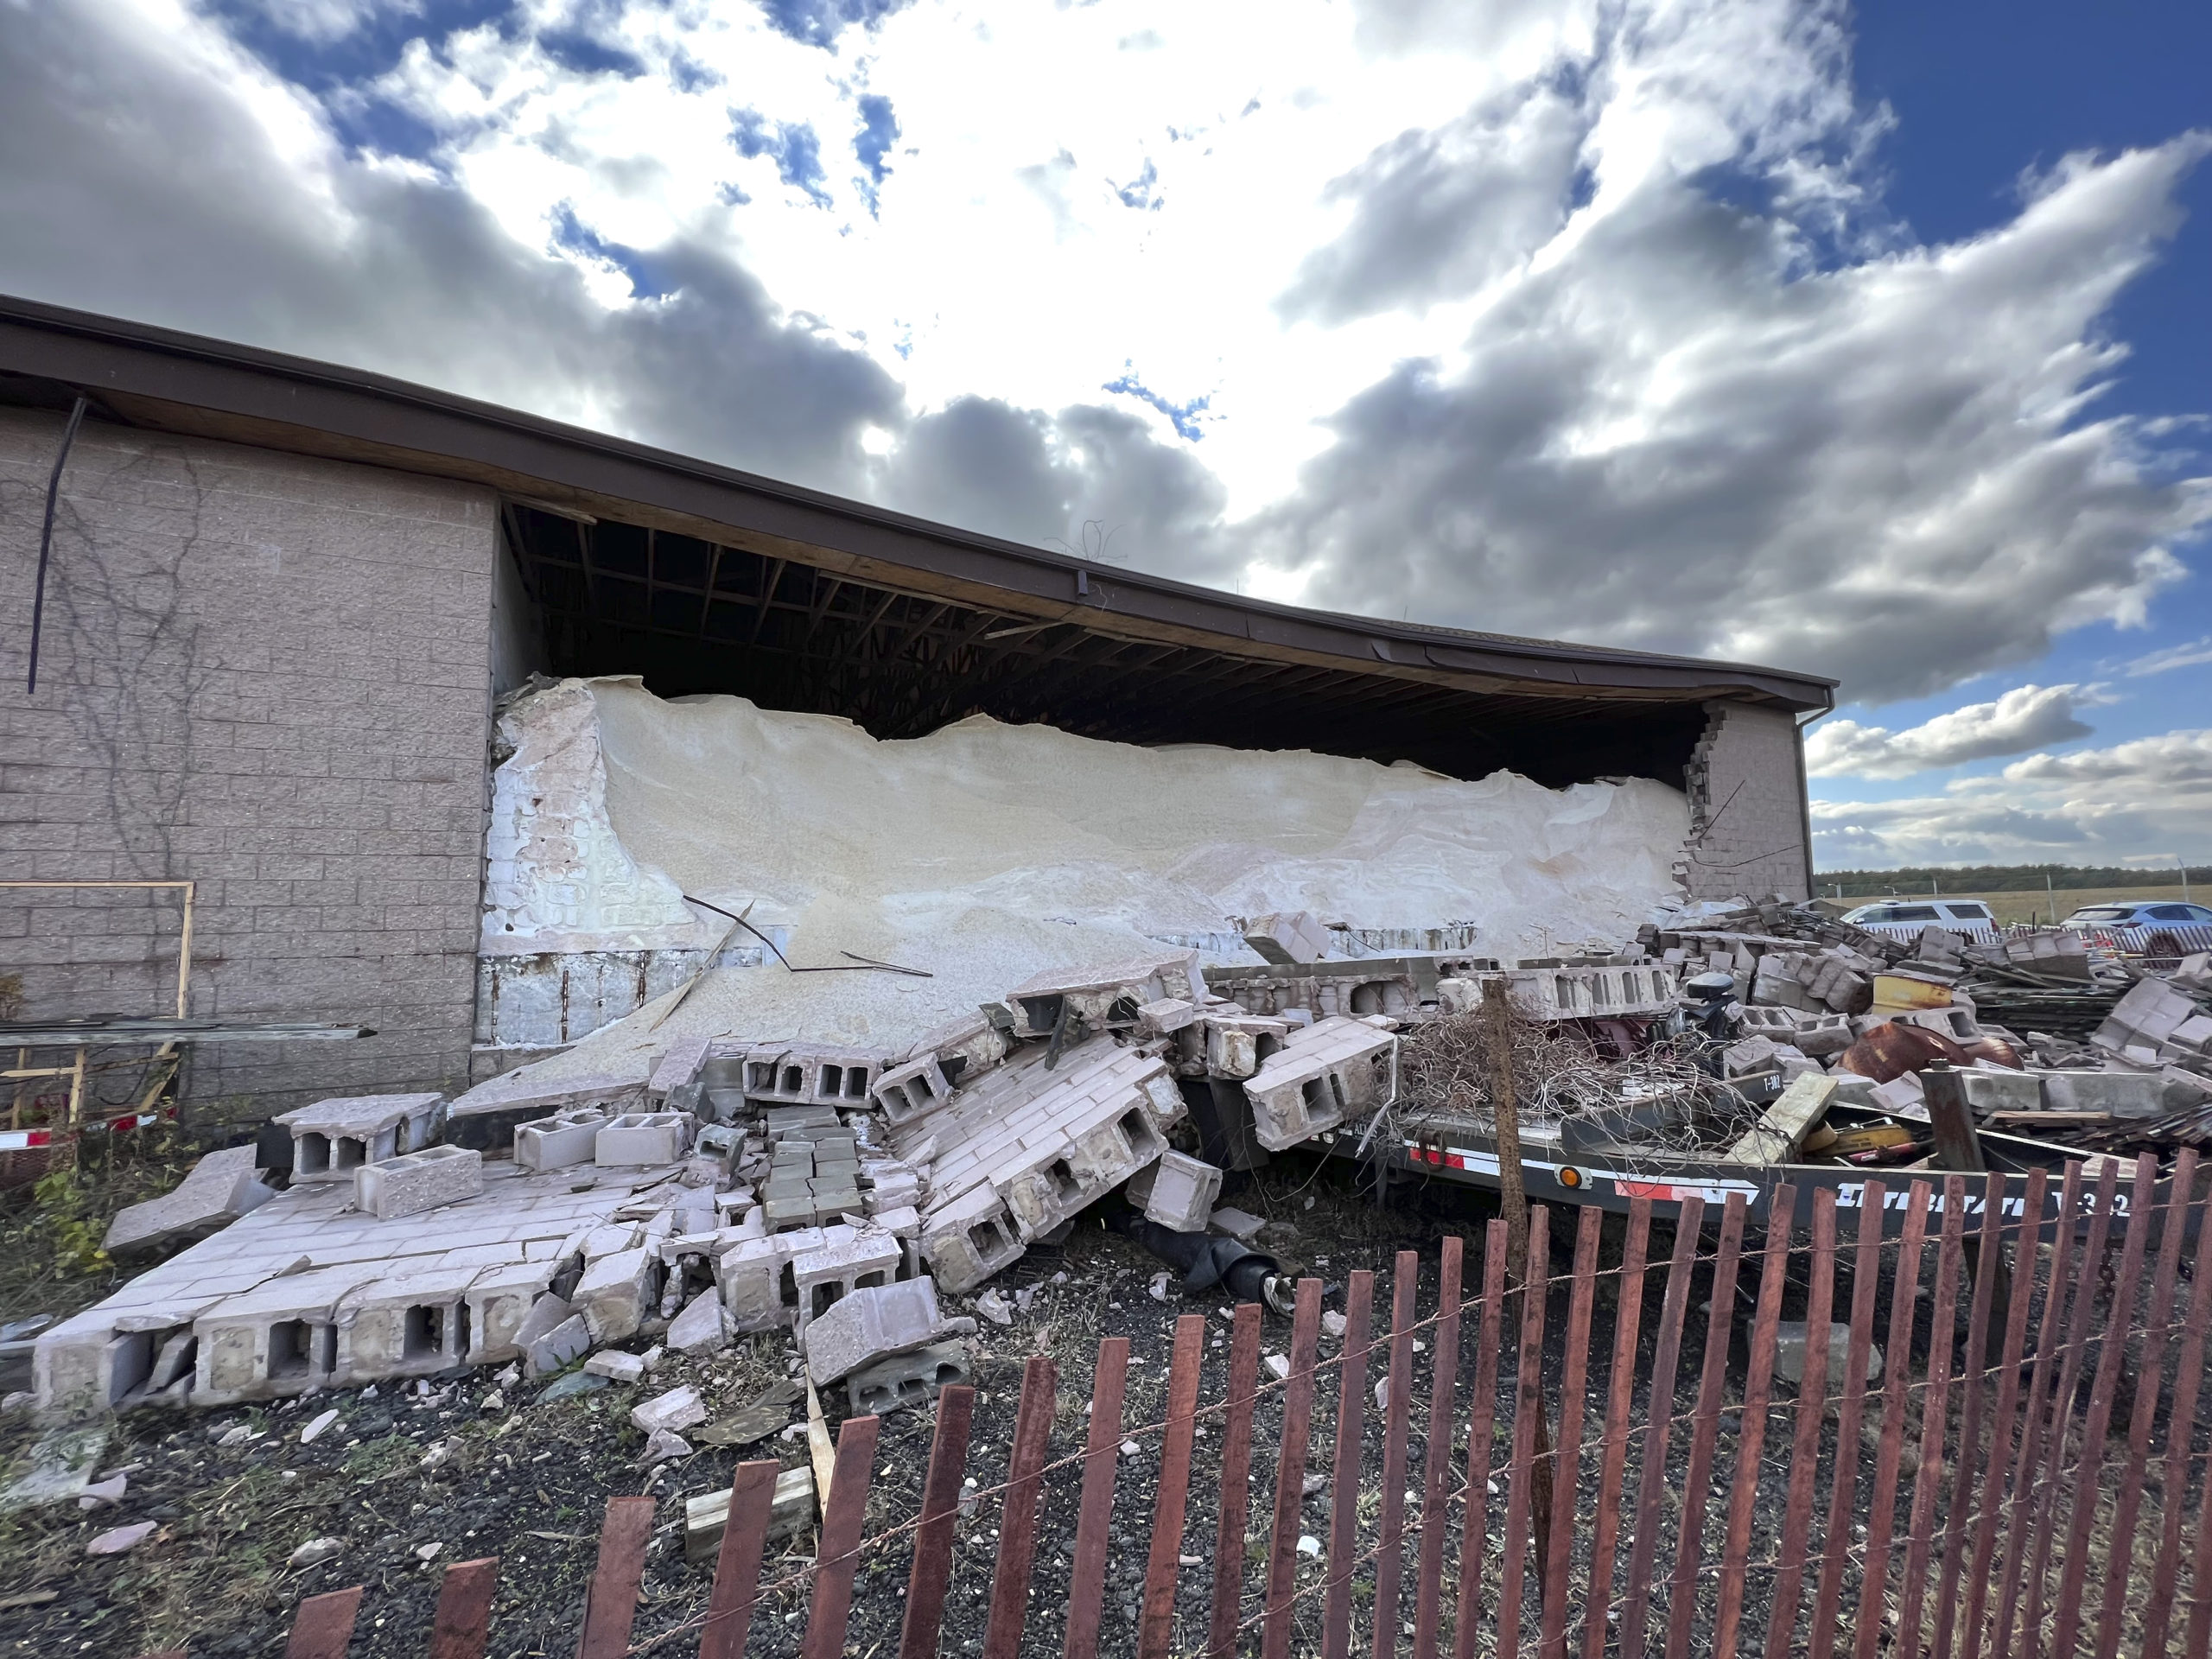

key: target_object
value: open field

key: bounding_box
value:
[1815,883,2196,925]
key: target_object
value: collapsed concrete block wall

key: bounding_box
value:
[1678,701,1813,903]
[0,409,506,1112]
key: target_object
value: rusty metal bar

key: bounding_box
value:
[1897,1179,1968,1659]
[1933,1170,2011,1659]
[1539,1205,1602,1659]
[1210,1300,1264,1659]
[2139,1154,2211,1659]
[1617,1195,1705,1659]
[1371,1252,1419,1659]
[1497,1207,1552,1659]
[1712,1186,1793,1659]
[2047,1154,2156,1659]
[1261,1278,1324,1659]
[1808,1179,1886,1659]
[1851,1179,1931,1659]
[980,1356,1057,1659]
[1665,1192,1746,1659]
[425,1557,498,1659]
[1412,1233,1465,1659]
[899,1385,976,1659]
[701,1463,779,1659]
[1452,1221,1510,1659]
[575,1496,657,1659]
[1580,1197,1652,1659]
[1764,1187,1835,1658]
[1141,1318,1206,1659]
[1065,1341,1130,1659]
[1324,1272,1377,1659]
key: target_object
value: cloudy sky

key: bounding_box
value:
[3,0,2208,870]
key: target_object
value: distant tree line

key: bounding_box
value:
[1813,862,2193,895]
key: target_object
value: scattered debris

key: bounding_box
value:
[85,1521,157,1555]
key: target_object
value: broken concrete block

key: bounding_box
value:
[995,1057,1185,1240]
[1243,1016,1395,1152]
[732,1045,884,1108]
[104,1146,274,1256]
[276,1093,444,1183]
[666,1288,729,1356]
[1200,1013,1293,1080]
[1243,910,1333,966]
[631,1383,708,1435]
[575,1246,658,1344]
[526,1314,591,1379]
[594,1113,694,1166]
[648,1036,712,1103]
[1003,951,1207,1037]
[355,1145,483,1221]
[917,1185,1023,1295]
[1772,1321,1878,1389]
[1125,1151,1223,1232]
[847,1338,971,1415]
[515,1108,613,1173]
[803,1278,950,1385]
[2040,1070,2166,1119]
[685,1465,813,1564]
[1210,1205,1267,1242]
[336,1267,480,1382]
[585,1351,647,1383]
[1960,1070,2044,1116]
[513,1293,574,1352]
[791,1230,903,1332]
[873,1056,955,1127]
[466,1262,563,1365]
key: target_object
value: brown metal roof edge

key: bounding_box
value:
[0,292,1837,712]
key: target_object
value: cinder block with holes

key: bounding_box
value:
[335,1265,482,1382]
[354,1145,483,1220]
[733,1045,885,1109]
[1242,1016,1395,1151]
[276,1093,444,1183]
[594,1112,694,1166]
[514,1107,613,1172]
[790,1229,904,1332]
[846,1338,971,1416]
[872,1056,954,1127]
[801,1276,950,1384]
[917,1185,1023,1295]
[1125,1150,1223,1232]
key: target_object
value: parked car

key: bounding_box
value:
[1840,899,1999,943]
[2059,901,2212,930]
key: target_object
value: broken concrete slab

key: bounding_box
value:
[276,1093,444,1183]
[1243,1016,1395,1151]
[666,1288,729,1355]
[526,1314,591,1379]
[104,1146,274,1257]
[574,1246,658,1344]
[1125,1151,1223,1232]
[802,1278,954,1385]
[631,1382,707,1434]
[1243,910,1333,966]
[0,1423,110,1511]
[355,1145,483,1221]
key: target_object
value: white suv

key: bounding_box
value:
[1841,899,1999,943]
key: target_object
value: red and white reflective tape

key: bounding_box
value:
[0,1108,175,1152]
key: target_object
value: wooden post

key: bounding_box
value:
[804,1379,837,1522]
[1922,1062,2012,1363]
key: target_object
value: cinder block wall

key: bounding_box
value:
[0,409,504,1120]
[1677,700,1813,902]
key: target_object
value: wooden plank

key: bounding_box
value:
[575,1496,658,1659]
[1719,1072,1836,1164]
[1955,1166,2047,1659]
[2138,1154,2211,1659]
[2092,1152,2192,1659]
[1712,1187,1793,1659]
[1065,1342,1130,1659]
[899,1385,976,1659]
[1539,1206,1602,1659]
[2047,1155,2156,1659]
[1896,1179,1967,1659]
[1411,1233,1465,1659]
[284,1587,363,1659]
[1496,1207,1551,1659]
[1851,1180,1931,1659]
[1141,1318,1206,1659]
[980,1356,1057,1659]
[1808,1180,1886,1659]
[699,1464,780,1659]
[1452,1220,1510,1659]
[1209,1301,1264,1659]
[1370,1253,1419,1659]
[804,1379,837,1520]
[1664,1192,1747,1659]
[1987,1160,2085,1659]
[1616,1195,1706,1659]
[1261,1280,1325,1659]
[1580,1198,1652,1659]
[1323,1273,1377,1659]
[800,1413,882,1659]
[1931,1171,2010,1659]
[427,1557,498,1659]
[1764,1187,1835,1659]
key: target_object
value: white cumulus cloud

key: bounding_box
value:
[1804,683,2106,778]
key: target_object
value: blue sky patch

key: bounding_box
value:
[1103,366,1210,441]
[755,0,916,51]
[731,108,835,208]
[1114,159,1162,211]
[550,202,677,299]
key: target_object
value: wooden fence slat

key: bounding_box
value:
[1370,1253,1420,1659]
[426,1557,498,1659]
[1933,1169,2012,1659]
[1260,1278,1324,1659]
[1452,1220,1510,1659]
[575,1496,657,1659]
[1064,1340,1130,1659]
[800,1412,883,1659]
[1712,1186,1793,1659]
[1987,1160,2083,1659]
[2139,1153,2211,1659]
[1580,1198,1651,1659]
[1616,1194,1705,1659]
[899,1384,976,1659]
[979,1356,1056,1659]
[1539,1205,1602,1659]
[1411,1233,1465,1659]
[2048,1154,2156,1659]
[1323,1273,1376,1659]
[1209,1300,1264,1659]
[1851,1179,1931,1659]
[2093,1152,2191,1659]
[2012,1158,2119,1659]
[1897,1179,1967,1659]
[285,1586,364,1659]
[1496,1207,1551,1659]
[1764,1187,1835,1659]
[1664,1192,1746,1659]
[1963,1163,2046,1643]
[1140,1317,1207,1659]
[1808,1179,1886,1659]
[701,1463,779,1659]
